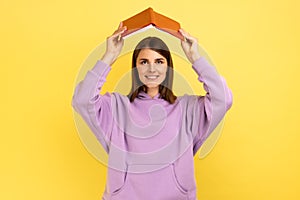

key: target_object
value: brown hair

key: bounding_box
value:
[127,37,177,104]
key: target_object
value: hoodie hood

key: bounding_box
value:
[137,90,162,100]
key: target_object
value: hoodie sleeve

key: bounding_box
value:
[71,60,114,153]
[190,57,233,155]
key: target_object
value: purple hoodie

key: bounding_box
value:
[72,56,232,200]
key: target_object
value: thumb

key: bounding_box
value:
[118,22,123,29]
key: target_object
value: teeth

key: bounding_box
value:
[145,75,159,79]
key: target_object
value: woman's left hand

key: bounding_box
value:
[179,28,201,64]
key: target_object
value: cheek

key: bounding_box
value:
[137,66,148,74]
[158,67,168,82]
[136,67,146,81]
[158,66,168,75]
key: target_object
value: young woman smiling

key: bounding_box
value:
[72,22,233,200]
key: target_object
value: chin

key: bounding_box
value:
[145,83,160,88]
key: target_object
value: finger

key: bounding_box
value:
[112,27,127,39]
[182,32,194,42]
[179,28,187,41]
[179,28,197,43]
[181,28,192,38]
[179,28,189,37]
[179,28,192,42]
[118,21,123,29]
[113,23,126,34]
[117,34,122,42]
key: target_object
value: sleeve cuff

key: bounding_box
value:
[192,57,212,75]
[192,57,214,82]
[90,59,112,78]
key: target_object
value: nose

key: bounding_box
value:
[148,63,156,72]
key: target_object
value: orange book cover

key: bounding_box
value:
[121,7,184,40]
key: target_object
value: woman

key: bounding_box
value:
[72,22,233,200]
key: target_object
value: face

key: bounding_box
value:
[136,48,168,89]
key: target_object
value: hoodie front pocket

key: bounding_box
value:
[106,167,128,196]
[110,163,189,200]
[170,163,189,194]
[110,172,127,196]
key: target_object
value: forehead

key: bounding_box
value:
[137,48,166,60]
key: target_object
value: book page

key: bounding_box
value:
[123,24,158,39]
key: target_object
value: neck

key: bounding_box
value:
[147,87,159,98]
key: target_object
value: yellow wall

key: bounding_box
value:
[1,0,299,199]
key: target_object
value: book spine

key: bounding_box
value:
[149,7,156,25]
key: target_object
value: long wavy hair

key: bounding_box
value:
[127,37,177,104]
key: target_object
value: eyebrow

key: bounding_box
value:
[138,58,166,61]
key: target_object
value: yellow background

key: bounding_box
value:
[1,0,299,199]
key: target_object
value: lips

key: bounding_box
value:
[145,75,159,80]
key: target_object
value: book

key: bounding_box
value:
[121,7,184,40]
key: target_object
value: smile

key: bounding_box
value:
[145,75,159,80]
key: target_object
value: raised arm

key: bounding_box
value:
[71,23,127,153]
[179,28,233,154]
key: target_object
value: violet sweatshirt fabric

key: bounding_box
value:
[72,56,233,200]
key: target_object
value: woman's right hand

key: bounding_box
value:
[101,22,127,66]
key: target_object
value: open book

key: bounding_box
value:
[121,7,184,40]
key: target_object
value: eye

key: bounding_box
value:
[156,60,165,64]
[140,60,148,65]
